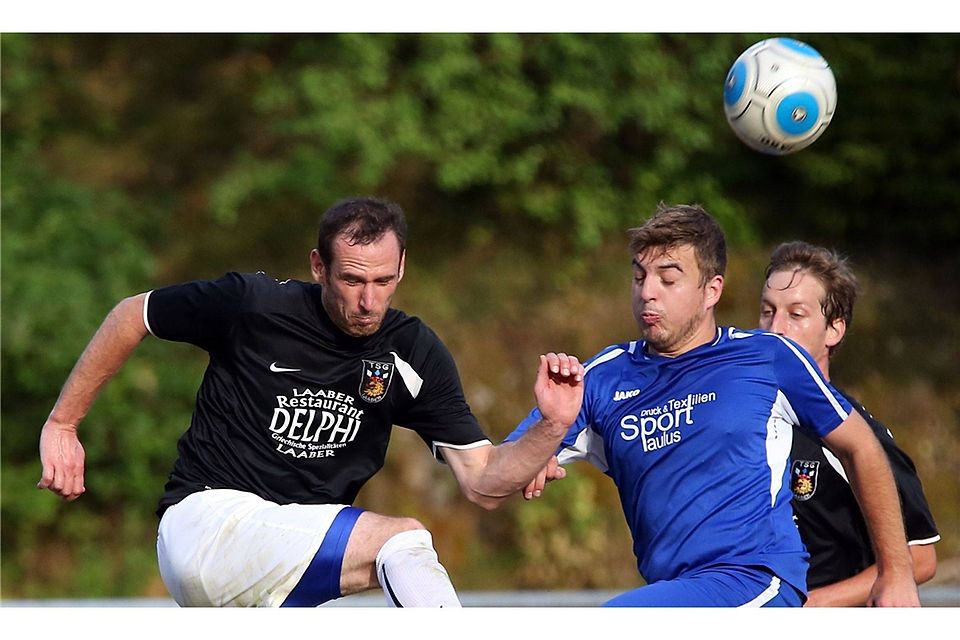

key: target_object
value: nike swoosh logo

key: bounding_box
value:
[269,362,301,373]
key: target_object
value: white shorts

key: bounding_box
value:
[157,489,361,607]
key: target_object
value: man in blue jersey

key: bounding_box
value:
[759,241,938,606]
[510,203,919,607]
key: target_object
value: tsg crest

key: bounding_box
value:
[360,360,394,403]
[791,459,819,501]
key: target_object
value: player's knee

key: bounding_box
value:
[390,516,426,536]
[373,526,460,607]
[376,518,435,564]
[367,517,430,564]
[346,514,428,567]
[375,528,440,579]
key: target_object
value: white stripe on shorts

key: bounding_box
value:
[739,575,782,608]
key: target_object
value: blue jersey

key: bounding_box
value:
[506,327,853,594]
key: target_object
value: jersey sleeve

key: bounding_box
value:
[144,271,249,352]
[393,330,491,460]
[770,334,853,438]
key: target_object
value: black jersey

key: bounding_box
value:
[789,389,939,589]
[146,271,490,517]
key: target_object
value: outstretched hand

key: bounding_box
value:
[38,420,86,501]
[534,352,584,430]
[519,352,582,500]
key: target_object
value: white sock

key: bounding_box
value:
[374,529,462,608]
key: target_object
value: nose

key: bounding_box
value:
[358,283,377,312]
[767,311,787,335]
[639,277,658,302]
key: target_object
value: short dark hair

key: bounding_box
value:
[627,203,727,285]
[316,196,408,266]
[765,241,860,355]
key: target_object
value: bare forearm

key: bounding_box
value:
[469,418,569,507]
[447,352,583,510]
[49,294,149,426]
[39,294,148,500]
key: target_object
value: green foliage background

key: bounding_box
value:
[2,33,958,598]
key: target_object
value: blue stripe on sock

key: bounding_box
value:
[281,506,364,607]
[381,565,403,607]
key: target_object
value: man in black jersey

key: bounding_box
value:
[759,241,939,606]
[37,196,584,607]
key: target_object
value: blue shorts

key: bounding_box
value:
[603,565,804,607]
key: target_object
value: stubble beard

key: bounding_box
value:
[640,305,707,355]
[321,291,384,338]
[346,314,382,337]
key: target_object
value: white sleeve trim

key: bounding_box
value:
[142,290,156,336]
[819,447,940,548]
[431,439,493,462]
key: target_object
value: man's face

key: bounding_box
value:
[311,231,405,337]
[632,244,722,356]
[759,268,842,369]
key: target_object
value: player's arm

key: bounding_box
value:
[805,543,936,607]
[38,293,150,501]
[441,353,583,510]
[821,410,920,607]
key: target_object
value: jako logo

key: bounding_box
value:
[613,389,641,401]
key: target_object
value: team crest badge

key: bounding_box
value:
[359,360,394,403]
[791,460,819,502]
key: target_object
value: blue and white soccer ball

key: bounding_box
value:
[724,37,837,155]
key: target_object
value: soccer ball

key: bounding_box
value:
[724,37,837,155]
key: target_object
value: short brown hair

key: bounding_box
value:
[627,203,727,285]
[317,196,408,267]
[765,241,860,354]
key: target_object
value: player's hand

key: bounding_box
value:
[37,419,86,501]
[866,573,920,607]
[522,456,566,500]
[534,352,584,431]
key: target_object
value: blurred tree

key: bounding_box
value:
[1,34,204,597]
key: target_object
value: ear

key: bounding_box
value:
[309,249,326,283]
[825,317,846,350]
[704,274,724,310]
[397,250,406,283]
